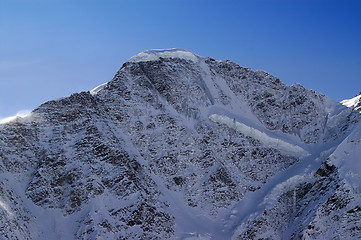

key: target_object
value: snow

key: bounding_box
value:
[341,94,361,108]
[262,174,311,206]
[128,48,200,63]
[209,114,310,158]
[0,110,32,124]
[1,49,361,239]
[341,94,361,111]
[228,143,345,239]
[0,171,78,240]
[0,199,13,217]
[90,82,107,96]
[328,120,361,193]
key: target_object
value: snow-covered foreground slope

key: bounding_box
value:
[1,49,360,239]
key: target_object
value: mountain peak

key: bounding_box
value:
[1,51,361,240]
[127,48,200,63]
[341,93,361,111]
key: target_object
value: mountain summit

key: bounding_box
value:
[127,48,200,63]
[1,49,360,239]
[341,93,361,112]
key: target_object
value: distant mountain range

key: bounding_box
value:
[1,49,360,239]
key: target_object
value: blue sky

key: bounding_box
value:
[1,0,361,119]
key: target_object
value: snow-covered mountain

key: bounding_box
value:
[1,49,360,239]
[341,93,361,112]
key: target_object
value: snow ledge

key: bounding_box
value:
[209,114,310,158]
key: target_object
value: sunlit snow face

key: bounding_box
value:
[341,94,361,110]
[0,110,32,124]
[128,48,200,63]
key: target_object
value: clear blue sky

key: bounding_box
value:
[1,0,361,119]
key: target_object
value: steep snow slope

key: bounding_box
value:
[341,93,361,112]
[0,49,360,239]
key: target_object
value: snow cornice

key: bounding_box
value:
[127,48,201,63]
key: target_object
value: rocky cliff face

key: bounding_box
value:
[1,49,360,239]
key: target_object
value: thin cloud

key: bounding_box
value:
[0,59,43,71]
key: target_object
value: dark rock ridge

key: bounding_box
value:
[0,49,360,239]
